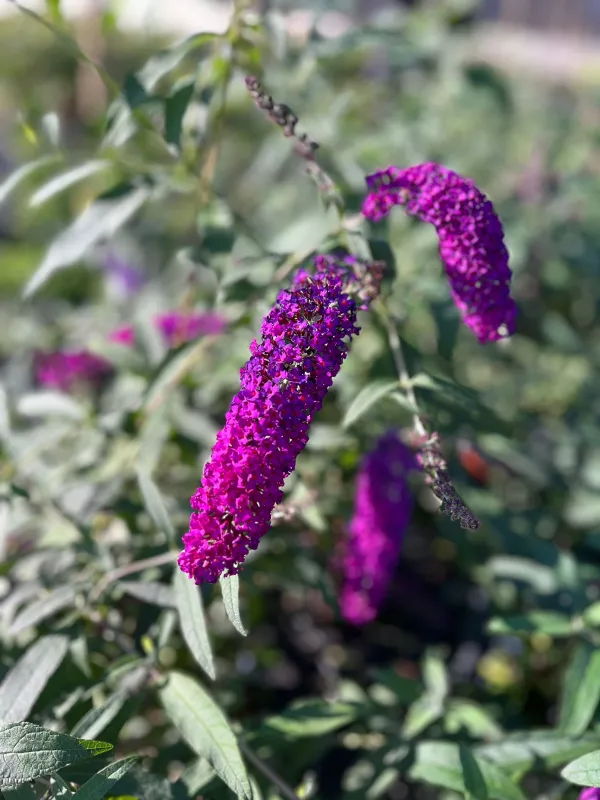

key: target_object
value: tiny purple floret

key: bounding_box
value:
[340,432,417,626]
[178,267,360,584]
[362,162,517,343]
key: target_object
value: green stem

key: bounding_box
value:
[239,740,301,800]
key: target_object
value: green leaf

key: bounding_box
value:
[0,722,111,790]
[402,697,443,740]
[408,742,524,800]
[50,772,74,797]
[559,642,600,735]
[123,74,152,109]
[29,161,112,208]
[476,730,600,775]
[423,652,449,703]
[23,185,151,297]
[9,587,77,635]
[137,34,217,91]
[445,701,503,740]
[562,749,600,787]
[158,671,250,798]
[460,744,489,800]
[342,380,398,429]
[173,570,215,680]
[136,470,175,540]
[70,694,126,741]
[487,611,573,637]
[0,634,69,722]
[2,785,37,799]
[70,756,138,799]
[263,700,359,737]
[219,575,247,637]
[0,156,61,206]
[583,601,600,628]
[165,81,195,148]
[119,581,175,608]
[16,392,85,421]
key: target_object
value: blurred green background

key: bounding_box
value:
[4,0,600,798]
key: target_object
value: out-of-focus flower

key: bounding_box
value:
[34,350,113,392]
[107,311,228,349]
[178,255,386,585]
[579,790,600,800]
[103,253,144,299]
[340,432,417,626]
[155,310,227,347]
[362,162,517,343]
[108,325,136,347]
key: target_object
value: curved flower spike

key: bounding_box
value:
[362,163,517,343]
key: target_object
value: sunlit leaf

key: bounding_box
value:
[0,722,111,790]
[219,575,247,637]
[173,570,215,680]
[159,671,250,798]
[0,635,69,723]
[23,185,151,297]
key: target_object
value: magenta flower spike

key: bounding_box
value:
[340,432,417,626]
[178,261,368,584]
[579,791,600,800]
[34,350,113,392]
[362,162,517,343]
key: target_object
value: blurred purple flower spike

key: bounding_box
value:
[155,311,227,347]
[579,790,600,800]
[35,350,113,393]
[340,431,417,626]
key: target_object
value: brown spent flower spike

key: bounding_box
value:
[411,431,480,531]
[245,76,319,160]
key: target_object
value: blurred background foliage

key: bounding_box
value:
[3,0,600,798]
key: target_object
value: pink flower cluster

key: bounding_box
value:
[362,162,516,343]
[109,311,227,348]
[340,432,417,625]
[35,350,113,392]
[178,263,360,584]
[579,791,600,800]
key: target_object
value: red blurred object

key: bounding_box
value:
[456,440,491,486]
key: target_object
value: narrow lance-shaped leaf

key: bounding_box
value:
[137,470,175,539]
[342,380,398,430]
[10,586,77,635]
[50,772,74,798]
[118,581,175,608]
[23,185,151,297]
[29,160,112,208]
[0,634,69,722]
[559,641,600,735]
[219,575,247,636]
[70,693,126,741]
[159,671,250,798]
[0,722,111,790]
[0,155,61,206]
[165,80,195,148]
[70,755,138,800]
[173,569,215,680]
